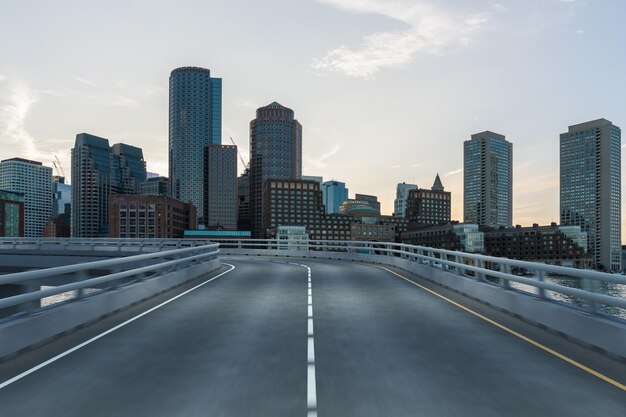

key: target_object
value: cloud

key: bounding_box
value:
[312,0,490,78]
[0,81,41,159]
[444,168,462,177]
[305,143,341,170]
[391,164,402,169]
[74,77,95,86]
[0,74,6,82]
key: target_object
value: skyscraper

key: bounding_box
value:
[205,144,238,230]
[249,102,302,237]
[322,180,348,214]
[0,158,52,237]
[560,119,621,272]
[464,131,513,228]
[71,133,146,237]
[394,182,417,217]
[169,66,222,226]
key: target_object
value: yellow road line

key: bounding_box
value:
[375,265,626,392]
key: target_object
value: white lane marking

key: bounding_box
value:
[0,263,237,391]
[292,263,317,417]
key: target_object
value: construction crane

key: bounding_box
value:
[229,137,249,169]
[54,155,66,178]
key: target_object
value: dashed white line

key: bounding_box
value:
[292,262,317,417]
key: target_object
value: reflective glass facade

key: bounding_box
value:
[169,67,222,225]
[560,119,621,271]
[322,180,348,214]
[463,132,512,228]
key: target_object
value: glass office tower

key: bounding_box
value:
[560,119,621,272]
[464,131,513,228]
[169,66,222,226]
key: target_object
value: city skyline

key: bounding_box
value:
[1,1,626,237]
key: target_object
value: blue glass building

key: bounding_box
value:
[463,131,513,228]
[322,180,348,214]
[169,67,222,226]
[560,119,621,272]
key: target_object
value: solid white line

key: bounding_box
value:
[0,263,237,391]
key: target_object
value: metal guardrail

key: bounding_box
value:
[1,238,625,320]
[0,238,210,252]
[210,239,626,318]
[0,242,219,317]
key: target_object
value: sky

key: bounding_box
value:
[1,0,626,236]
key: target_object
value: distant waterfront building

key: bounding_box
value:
[250,102,302,237]
[484,223,590,269]
[263,179,350,240]
[0,190,25,237]
[402,223,484,253]
[109,194,196,239]
[140,176,170,196]
[405,174,451,227]
[464,131,513,228]
[339,199,380,217]
[277,225,309,250]
[322,180,348,214]
[71,133,146,237]
[394,182,417,217]
[354,194,380,213]
[237,168,250,231]
[205,144,237,230]
[560,119,621,272]
[169,66,222,226]
[301,176,323,187]
[0,158,52,237]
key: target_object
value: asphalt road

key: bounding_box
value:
[0,257,624,416]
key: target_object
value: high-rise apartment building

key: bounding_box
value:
[169,66,222,226]
[560,118,621,272]
[52,176,71,218]
[249,102,302,237]
[464,131,513,228]
[0,158,52,237]
[322,180,348,214]
[205,144,238,230]
[140,176,170,196]
[394,182,417,217]
[71,133,146,237]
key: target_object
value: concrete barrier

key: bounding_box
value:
[0,259,220,360]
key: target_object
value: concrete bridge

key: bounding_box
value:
[0,238,625,416]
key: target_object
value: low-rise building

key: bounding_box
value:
[484,223,591,268]
[402,223,484,253]
[263,179,351,240]
[108,195,196,239]
[277,225,309,250]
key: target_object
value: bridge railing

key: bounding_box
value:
[211,238,626,320]
[0,243,220,319]
[0,238,211,252]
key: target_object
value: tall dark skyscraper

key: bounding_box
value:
[560,118,621,272]
[464,131,513,228]
[169,66,222,226]
[249,102,302,237]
